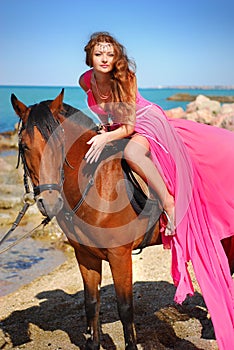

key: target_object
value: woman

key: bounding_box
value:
[79,33,175,235]
[79,32,234,349]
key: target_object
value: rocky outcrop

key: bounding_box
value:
[165,94,234,131]
[167,92,234,103]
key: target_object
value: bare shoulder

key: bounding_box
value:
[79,73,88,92]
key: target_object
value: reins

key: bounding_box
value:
[0,214,50,254]
[0,121,52,254]
[0,180,51,255]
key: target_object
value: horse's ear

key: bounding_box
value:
[50,88,64,116]
[11,94,29,122]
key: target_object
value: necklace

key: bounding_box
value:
[93,75,112,100]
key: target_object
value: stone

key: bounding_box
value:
[220,103,234,116]
[185,110,214,124]
[165,107,186,119]
[0,158,13,172]
[186,95,221,115]
[0,195,22,209]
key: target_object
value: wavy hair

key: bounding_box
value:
[84,32,137,122]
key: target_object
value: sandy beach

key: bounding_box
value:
[0,245,219,350]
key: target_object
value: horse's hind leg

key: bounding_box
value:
[108,247,137,350]
[75,249,102,350]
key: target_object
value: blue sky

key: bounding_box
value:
[1,0,234,87]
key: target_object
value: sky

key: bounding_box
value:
[1,0,234,88]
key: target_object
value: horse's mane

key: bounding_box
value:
[25,100,97,140]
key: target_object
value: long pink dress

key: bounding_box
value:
[83,69,234,349]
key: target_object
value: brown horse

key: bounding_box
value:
[11,90,233,350]
[11,89,163,349]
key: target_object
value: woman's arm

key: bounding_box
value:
[85,123,135,163]
[106,123,135,141]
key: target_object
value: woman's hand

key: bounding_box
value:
[85,123,133,163]
[85,133,110,164]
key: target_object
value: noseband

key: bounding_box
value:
[33,183,62,196]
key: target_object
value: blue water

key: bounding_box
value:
[1,85,234,132]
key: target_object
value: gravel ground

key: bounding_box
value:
[0,244,220,350]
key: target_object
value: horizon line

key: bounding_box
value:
[1,84,234,90]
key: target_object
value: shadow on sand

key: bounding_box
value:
[0,280,215,349]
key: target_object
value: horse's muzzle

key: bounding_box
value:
[36,191,63,219]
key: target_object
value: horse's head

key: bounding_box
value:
[11,89,65,219]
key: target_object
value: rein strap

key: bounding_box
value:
[0,203,30,248]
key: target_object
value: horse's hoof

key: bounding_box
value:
[85,338,100,350]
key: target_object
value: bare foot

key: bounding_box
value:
[163,195,175,236]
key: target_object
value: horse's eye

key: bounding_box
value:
[21,143,30,151]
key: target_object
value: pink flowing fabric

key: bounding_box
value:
[83,69,234,349]
[134,97,234,350]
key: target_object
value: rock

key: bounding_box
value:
[186,95,221,115]
[0,158,14,172]
[167,93,196,101]
[0,212,12,225]
[0,184,22,195]
[165,107,186,119]
[0,131,18,151]
[186,109,214,124]
[0,195,22,209]
[216,115,234,131]
[165,94,234,130]
[220,103,234,116]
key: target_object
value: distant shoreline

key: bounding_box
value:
[148,85,234,90]
[1,84,234,90]
[167,93,234,103]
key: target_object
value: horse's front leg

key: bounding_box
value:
[75,248,102,350]
[108,247,137,350]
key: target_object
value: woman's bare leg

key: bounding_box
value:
[124,134,175,234]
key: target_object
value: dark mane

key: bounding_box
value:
[25,100,97,140]
[61,102,97,130]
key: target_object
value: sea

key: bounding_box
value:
[1,85,234,133]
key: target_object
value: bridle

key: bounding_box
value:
[17,120,65,200]
[0,120,65,253]
[17,118,95,216]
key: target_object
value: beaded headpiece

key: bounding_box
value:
[96,42,113,53]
